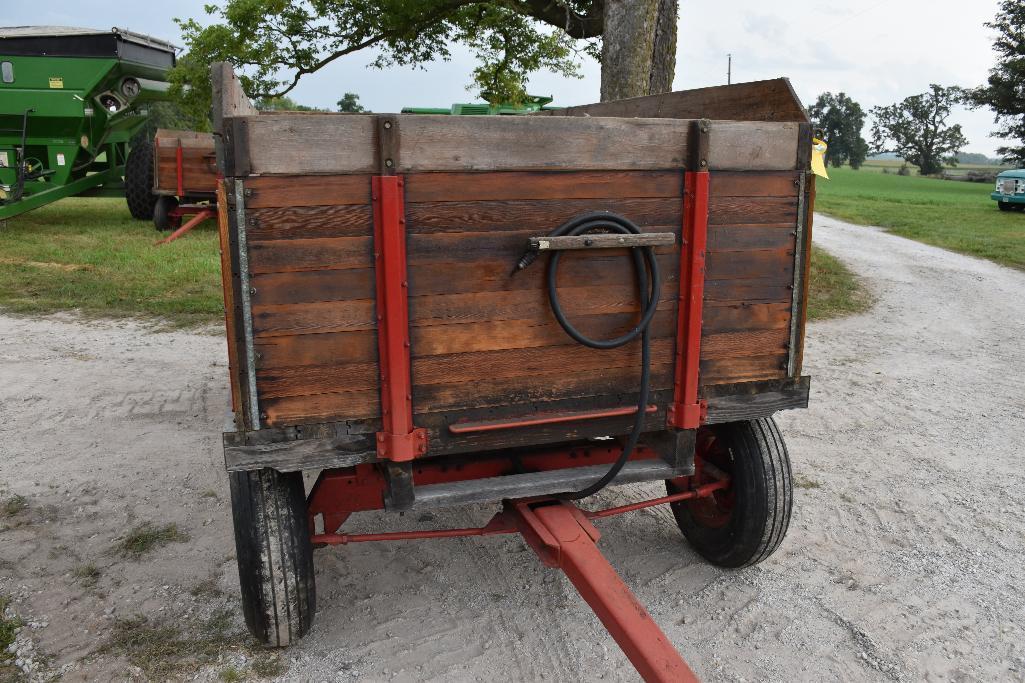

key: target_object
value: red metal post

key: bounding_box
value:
[372,175,428,461]
[668,171,710,430]
[517,502,700,683]
[175,140,184,198]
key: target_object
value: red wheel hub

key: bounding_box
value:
[670,429,734,528]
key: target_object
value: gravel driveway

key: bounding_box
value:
[0,214,1022,681]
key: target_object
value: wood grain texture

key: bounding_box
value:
[246,204,373,240]
[406,170,683,202]
[248,237,372,274]
[700,353,787,384]
[708,196,798,225]
[703,302,792,333]
[710,171,799,197]
[707,122,801,171]
[244,114,378,175]
[406,197,680,234]
[243,175,371,208]
[534,78,809,124]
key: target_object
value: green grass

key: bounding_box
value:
[808,246,873,321]
[115,522,190,559]
[816,167,1025,270]
[102,611,285,680]
[0,198,221,326]
[0,595,23,679]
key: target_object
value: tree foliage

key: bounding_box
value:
[870,85,968,176]
[336,92,366,112]
[172,1,603,122]
[969,0,1025,165]
[808,92,869,169]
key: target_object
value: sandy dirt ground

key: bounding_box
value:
[1,214,1024,682]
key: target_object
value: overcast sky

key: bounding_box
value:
[6,0,1007,155]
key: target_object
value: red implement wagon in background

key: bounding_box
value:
[211,62,814,680]
[151,128,217,243]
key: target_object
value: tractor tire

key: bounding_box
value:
[153,195,179,232]
[229,468,316,647]
[124,140,157,220]
[666,418,792,568]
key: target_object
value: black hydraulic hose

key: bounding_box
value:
[514,211,662,500]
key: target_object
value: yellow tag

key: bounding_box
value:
[811,138,829,179]
[48,77,64,89]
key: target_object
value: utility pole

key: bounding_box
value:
[727,54,732,85]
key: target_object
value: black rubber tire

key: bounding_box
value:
[998,201,1013,212]
[229,468,316,647]
[153,195,179,231]
[124,140,157,220]
[667,418,792,568]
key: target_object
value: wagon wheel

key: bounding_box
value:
[124,140,158,220]
[665,418,792,568]
[153,195,180,232]
[229,468,316,646]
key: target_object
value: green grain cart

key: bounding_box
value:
[0,26,176,221]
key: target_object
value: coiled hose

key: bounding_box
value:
[514,211,662,500]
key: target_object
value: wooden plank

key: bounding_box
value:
[254,330,378,368]
[704,279,793,305]
[248,252,677,306]
[406,197,681,234]
[529,232,675,251]
[708,196,797,225]
[241,113,693,174]
[413,338,675,387]
[253,299,376,337]
[253,313,676,370]
[249,269,375,306]
[707,225,795,252]
[256,338,675,401]
[405,170,683,202]
[703,302,791,333]
[704,377,810,423]
[415,363,675,413]
[700,353,787,384]
[534,78,809,123]
[397,115,691,172]
[243,175,371,208]
[705,248,793,281]
[407,285,677,328]
[243,114,378,175]
[246,204,373,240]
[224,434,376,472]
[211,62,257,131]
[258,361,378,398]
[261,389,380,426]
[155,129,216,148]
[216,180,243,419]
[253,285,676,338]
[709,171,799,197]
[248,236,372,273]
[707,121,801,171]
[700,329,789,360]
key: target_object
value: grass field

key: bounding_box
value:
[0,196,866,326]
[859,159,1009,176]
[816,167,1025,270]
[0,198,222,326]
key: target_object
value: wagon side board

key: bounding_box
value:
[211,63,813,474]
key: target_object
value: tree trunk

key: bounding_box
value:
[600,0,678,102]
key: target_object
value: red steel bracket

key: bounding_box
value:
[668,170,710,430]
[372,175,428,461]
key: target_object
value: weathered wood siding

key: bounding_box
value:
[153,129,217,196]
[235,167,798,432]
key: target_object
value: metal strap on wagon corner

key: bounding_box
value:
[234,179,260,429]
[787,172,807,377]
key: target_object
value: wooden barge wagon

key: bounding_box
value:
[212,62,813,680]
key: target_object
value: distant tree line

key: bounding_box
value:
[810,0,1025,174]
